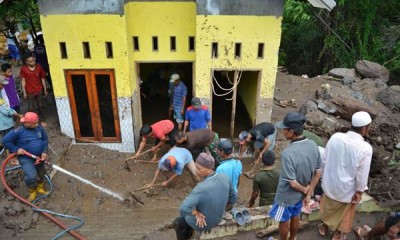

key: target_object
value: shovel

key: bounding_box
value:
[243,158,260,179]
[124,149,153,171]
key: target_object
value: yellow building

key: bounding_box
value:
[38,0,284,152]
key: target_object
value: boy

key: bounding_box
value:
[1,63,20,112]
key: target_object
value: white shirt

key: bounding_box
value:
[321,131,373,203]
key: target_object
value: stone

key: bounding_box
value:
[328,68,356,79]
[332,96,378,120]
[377,88,400,110]
[342,75,356,85]
[317,101,337,114]
[306,111,325,127]
[322,117,339,134]
[299,100,318,115]
[376,79,387,88]
[355,60,390,82]
[351,91,363,100]
[390,85,400,93]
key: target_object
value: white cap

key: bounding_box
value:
[169,74,180,83]
[351,111,372,127]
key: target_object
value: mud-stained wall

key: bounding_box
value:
[196,0,284,16]
[38,0,124,14]
[237,71,259,125]
[195,15,282,122]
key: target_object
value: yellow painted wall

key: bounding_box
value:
[238,71,259,124]
[195,15,282,99]
[125,2,196,61]
[39,14,130,97]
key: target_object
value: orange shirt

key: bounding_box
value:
[150,120,174,140]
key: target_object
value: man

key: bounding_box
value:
[354,212,400,240]
[318,111,373,240]
[175,128,219,161]
[145,147,199,188]
[216,139,242,192]
[248,150,280,207]
[136,119,176,162]
[269,112,321,240]
[170,74,187,131]
[2,112,49,202]
[173,153,237,240]
[238,122,276,164]
[20,54,48,126]
[183,97,211,133]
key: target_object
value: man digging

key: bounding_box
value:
[175,128,219,161]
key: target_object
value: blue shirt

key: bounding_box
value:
[216,158,242,193]
[172,82,187,111]
[2,125,48,156]
[185,105,211,131]
[180,172,237,231]
[158,147,193,175]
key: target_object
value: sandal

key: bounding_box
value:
[353,226,368,240]
[318,223,328,237]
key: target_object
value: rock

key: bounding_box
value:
[396,142,400,149]
[350,78,375,92]
[332,96,378,120]
[355,60,390,82]
[376,79,387,88]
[317,101,337,114]
[328,68,356,79]
[351,91,363,100]
[377,88,400,110]
[299,100,318,115]
[342,75,356,85]
[306,111,325,127]
[322,117,339,134]
[362,88,384,101]
[390,85,400,93]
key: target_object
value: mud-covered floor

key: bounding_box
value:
[1,71,400,239]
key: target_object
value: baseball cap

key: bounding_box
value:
[276,112,306,131]
[169,74,180,83]
[191,97,201,109]
[196,153,215,169]
[162,156,177,171]
[20,112,39,123]
[218,139,233,154]
[351,111,372,127]
[239,131,249,145]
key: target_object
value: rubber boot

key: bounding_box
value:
[28,188,37,202]
[36,182,49,195]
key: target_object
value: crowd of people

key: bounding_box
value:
[1,65,399,240]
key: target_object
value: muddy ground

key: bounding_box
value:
[1,71,399,239]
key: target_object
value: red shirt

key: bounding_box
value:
[20,64,46,94]
[149,120,174,140]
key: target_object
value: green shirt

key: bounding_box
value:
[303,130,325,147]
[253,168,280,206]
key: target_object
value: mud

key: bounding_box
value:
[1,72,400,239]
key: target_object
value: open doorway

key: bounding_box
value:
[138,63,193,125]
[212,70,259,138]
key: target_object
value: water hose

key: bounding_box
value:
[1,153,86,240]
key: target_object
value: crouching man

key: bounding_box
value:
[145,146,199,188]
[173,153,237,240]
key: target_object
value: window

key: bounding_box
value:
[152,36,158,51]
[65,70,121,142]
[133,36,139,51]
[211,42,218,58]
[82,42,91,59]
[257,43,264,58]
[189,36,195,51]
[105,42,113,58]
[59,42,68,59]
[170,36,176,51]
[234,43,242,58]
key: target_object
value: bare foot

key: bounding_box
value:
[318,223,328,237]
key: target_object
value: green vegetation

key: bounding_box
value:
[280,0,400,85]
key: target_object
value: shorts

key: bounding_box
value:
[173,109,184,124]
[385,215,400,236]
[269,200,303,222]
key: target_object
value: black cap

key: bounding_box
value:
[191,97,201,108]
[276,112,306,131]
[218,139,233,154]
